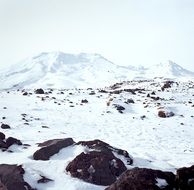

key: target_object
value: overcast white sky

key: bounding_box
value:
[0,0,194,71]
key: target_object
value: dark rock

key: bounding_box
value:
[6,137,22,148]
[0,181,7,190]
[76,139,133,165]
[41,126,49,129]
[105,167,176,190]
[0,132,5,140]
[2,117,6,120]
[176,165,194,190]
[161,81,173,91]
[113,104,125,113]
[66,151,127,186]
[111,90,123,95]
[125,99,135,104]
[33,138,75,160]
[81,99,88,103]
[0,164,35,190]
[123,89,136,95]
[34,88,44,94]
[0,140,7,149]
[1,124,11,129]
[22,92,28,96]
[158,110,175,118]
[98,90,108,93]
[151,96,160,101]
[140,115,146,120]
[89,91,96,95]
[37,175,53,184]
[158,110,166,118]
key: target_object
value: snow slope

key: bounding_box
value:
[0,52,194,90]
[141,61,194,79]
[0,52,131,90]
[0,79,194,189]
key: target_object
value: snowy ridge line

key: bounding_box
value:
[0,52,194,90]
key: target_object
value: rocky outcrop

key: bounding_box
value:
[66,151,127,186]
[66,139,133,185]
[105,167,176,190]
[76,139,133,165]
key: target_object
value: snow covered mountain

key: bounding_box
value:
[140,61,194,79]
[0,52,131,89]
[0,52,193,90]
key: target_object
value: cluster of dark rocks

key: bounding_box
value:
[106,165,194,190]
[161,81,174,91]
[31,137,194,190]
[0,135,194,189]
[106,167,175,190]
[33,138,132,186]
[22,88,45,96]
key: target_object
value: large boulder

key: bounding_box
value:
[33,138,75,160]
[0,164,35,190]
[76,139,133,165]
[66,151,127,186]
[105,167,176,190]
[176,165,194,190]
[66,139,133,185]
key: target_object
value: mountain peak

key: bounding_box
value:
[0,52,194,90]
[156,60,182,68]
[0,52,123,90]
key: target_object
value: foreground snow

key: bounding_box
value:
[0,79,194,189]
